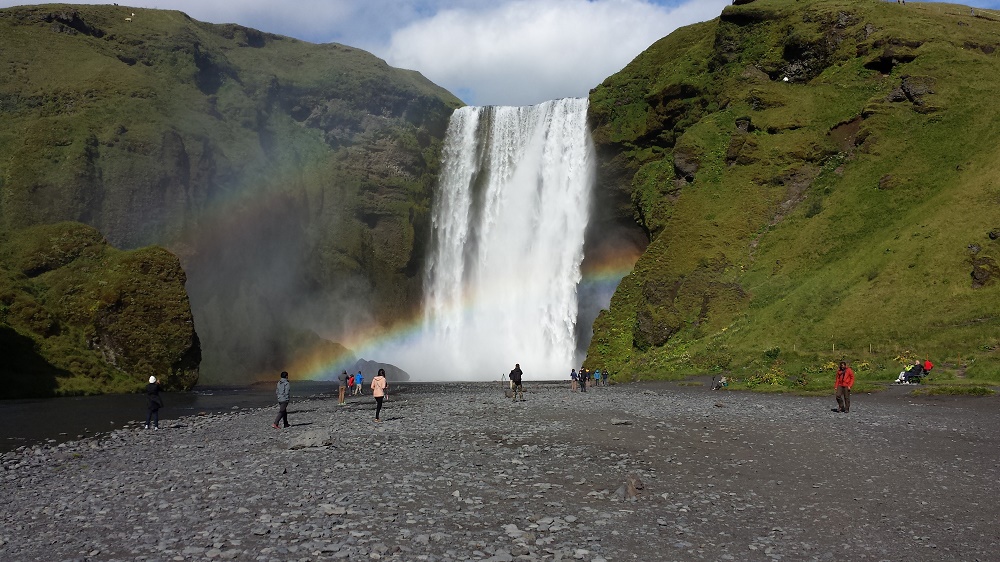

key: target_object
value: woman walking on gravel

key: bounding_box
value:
[371,368,388,422]
[145,376,162,430]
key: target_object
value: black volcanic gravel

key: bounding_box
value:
[2,381,998,561]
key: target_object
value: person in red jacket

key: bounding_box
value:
[833,361,855,413]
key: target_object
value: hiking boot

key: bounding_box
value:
[144,424,150,430]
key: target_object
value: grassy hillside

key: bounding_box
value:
[0,222,199,397]
[585,0,1000,391]
[0,4,463,384]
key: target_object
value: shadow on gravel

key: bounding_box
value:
[288,422,314,427]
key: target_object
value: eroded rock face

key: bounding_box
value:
[971,256,998,288]
[0,4,462,383]
[0,222,200,397]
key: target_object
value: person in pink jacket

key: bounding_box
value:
[371,368,388,422]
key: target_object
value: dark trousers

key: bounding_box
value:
[274,401,289,427]
[146,409,159,427]
[580,380,587,392]
[835,386,851,412]
[375,396,384,419]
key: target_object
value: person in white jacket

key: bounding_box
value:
[273,371,290,429]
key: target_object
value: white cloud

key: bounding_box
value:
[379,0,731,106]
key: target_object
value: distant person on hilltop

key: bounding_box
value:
[145,375,162,430]
[371,368,388,422]
[509,363,524,401]
[833,361,854,413]
[273,371,290,429]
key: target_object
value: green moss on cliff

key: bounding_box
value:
[0,4,463,383]
[0,222,200,397]
[587,0,1000,385]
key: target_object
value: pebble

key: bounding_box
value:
[0,382,997,560]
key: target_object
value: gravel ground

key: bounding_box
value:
[2,381,998,561]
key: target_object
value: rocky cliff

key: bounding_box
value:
[0,222,199,397]
[0,4,463,385]
[585,0,1000,384]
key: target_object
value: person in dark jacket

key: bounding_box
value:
[145,376,162,430]
[337,370,349,405]
[273,371,290,429]
[509,363,524,401]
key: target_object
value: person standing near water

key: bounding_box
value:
[570,368,578,391]
[354,370,364,396]
[371,368,388,422]
[509,363,524,401]
[273,371,290,429]
[145,376,162,430]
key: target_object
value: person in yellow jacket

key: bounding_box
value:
[371,368,388,422]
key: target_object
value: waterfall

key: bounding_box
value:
[418,98,595,379]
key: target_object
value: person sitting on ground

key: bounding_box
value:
[896,361,925,384]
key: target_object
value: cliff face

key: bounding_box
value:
[0,222,200,397]
[586,0,1000,382]
[0,5,463,383]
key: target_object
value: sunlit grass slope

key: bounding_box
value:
[586,0,1000,389]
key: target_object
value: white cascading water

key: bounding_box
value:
[415,97,595,379]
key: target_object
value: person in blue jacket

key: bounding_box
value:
[354,370,364,395]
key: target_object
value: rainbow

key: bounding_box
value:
[288,254,638,382]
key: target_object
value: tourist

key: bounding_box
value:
[833,361,854,413]
[579,368,588,392]
[594,369,602,387]
[338,370,349,405]
[145,375,162,430]
[371,368,388,422]
[347,372,355,396]
[509,363,524,401]
[273,371,290,429]
[354,370,364,395]
[570,368,578,391]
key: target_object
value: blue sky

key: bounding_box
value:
[2,0,996,105]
